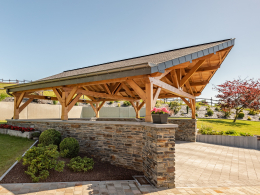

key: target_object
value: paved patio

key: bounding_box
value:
[176,141,260,187]
[1,141,260,194]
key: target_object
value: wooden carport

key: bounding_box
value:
[5,38,235,122]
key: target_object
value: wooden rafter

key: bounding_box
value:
[190,81,209,86]
[19,98,33,113]
[121,82,135,97]
[149,77,195,99]
[101,84,111,94]
[66,86,78,106]
[68,93,82,112]
[179,60,206,87]
[153,69,172,80]
[126,79,146,100]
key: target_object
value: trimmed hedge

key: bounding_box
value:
[60,137,79,158]
[39,129,62,146]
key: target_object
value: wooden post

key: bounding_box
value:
[191,99,196,119]
[13,96,19,119]
[145,81,153,122]
[61,91,68,120]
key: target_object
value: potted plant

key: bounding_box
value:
[151,107,170,124]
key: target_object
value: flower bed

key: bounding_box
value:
[0,124,38,139]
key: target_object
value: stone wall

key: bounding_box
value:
[7,119,177,188]
[168,119,196,142]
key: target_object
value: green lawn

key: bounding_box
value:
[197,119,260,135]
[0,134,34,175]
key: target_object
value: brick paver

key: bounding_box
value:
[1,141,260,194]
[176,141,260,187]
[1,181,260,195]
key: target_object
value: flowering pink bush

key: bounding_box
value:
[0,124,35,133]
[151,107,170,114]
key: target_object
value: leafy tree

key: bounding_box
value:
[214,78,260,122]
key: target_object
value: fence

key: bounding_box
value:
[0,79,32,84]
[163,97,220,106]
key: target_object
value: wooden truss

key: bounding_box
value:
[12,46,233,121]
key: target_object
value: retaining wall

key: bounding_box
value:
[197,135,260,150]
[7,119,177,188]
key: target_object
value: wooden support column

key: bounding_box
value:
[145,81,153,122]
[190,98,196,119]
[13,92,25,119]
[61,91,68,120]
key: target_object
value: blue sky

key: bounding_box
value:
[0,0,259,99]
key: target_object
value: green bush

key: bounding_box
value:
[225,130,237,135]
[249,110,259,115]
[32,132,41,137]
[0,93,8,102]
[207,109,214,116]
[169,101,182,114]
[195,103,201,111]
[109,101,114,104]
[60,137,79,158]
[238,112,244,118]
[205,114,208,117]
[52,100,58,105]
[67,156,94,172]
[117,103,121,107]
[123,101,131,106]
[224,111,231,118]
[215,107,220,111]
[39,129,62,146]
[195,113,198,117]
[186,106,189,113]
[75,102,79,106]
[248,116,252,120]
[17,144,65,182]
[155,103,161,108]
[239,132,253,136]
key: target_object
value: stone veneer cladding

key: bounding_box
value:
[168,119,196,142]
[7,119,177,188]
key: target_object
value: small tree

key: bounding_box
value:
[214,78,260,122]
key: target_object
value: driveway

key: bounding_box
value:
[176,141,260,187]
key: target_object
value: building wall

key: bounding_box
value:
[0,102,146,120]
[7,119,177,188]
[168,119,197,142]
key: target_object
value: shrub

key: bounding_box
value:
[39,129,62,146]
[186,106,189,113]
[155,103,161,108]
[239,132,253,136]
[215,107,220,111]
[169,101,182,114]
[195,113,198,117]
[207,109,214,116]
[17,144,65,182]
[60,137,79,158]
[249,110,259,115]
[32,132,41,137]
[53,100,58,105]
[75,102,79,106]
[225,130,238,135]
[195,103,201,111]
[205,114,208,117]
[238,112,244,118]
[117,103,121,107]
[67,156,94,172]
[223,111,231,118]
[109,101,114,104]
[0,93,8,102]
[248,116,252,120]
[123,101,131,106]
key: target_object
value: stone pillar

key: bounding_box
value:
[143,124,177,188]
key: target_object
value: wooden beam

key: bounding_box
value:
[170,69,179,88]
[82,86,96,101]
[101,84,111,94]
[190,81,209,86]
[126,79,146,100]
[64,87,136,101]
[114,84,122,95]
[89,103,98,117]
[185,65,220,73]
[53,88,62,102]
[180,97,191,108]
[190,99,196,119]
[130,101,139,118]
[19,98,33,113]
[153,69,172,80]
[110,82,121,94]
[180,60,206,87]
[138,101,145,110]
[97,101,105,112]
[16,92,25,109]
[153,87,161,106]
[68,93,82,112]
[66,86,78,106]
[149,77,195,99]
[121,82,135,97]
[145,82,153,122]
[61,91,68,120]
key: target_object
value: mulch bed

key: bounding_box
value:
[0,153,143,184]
